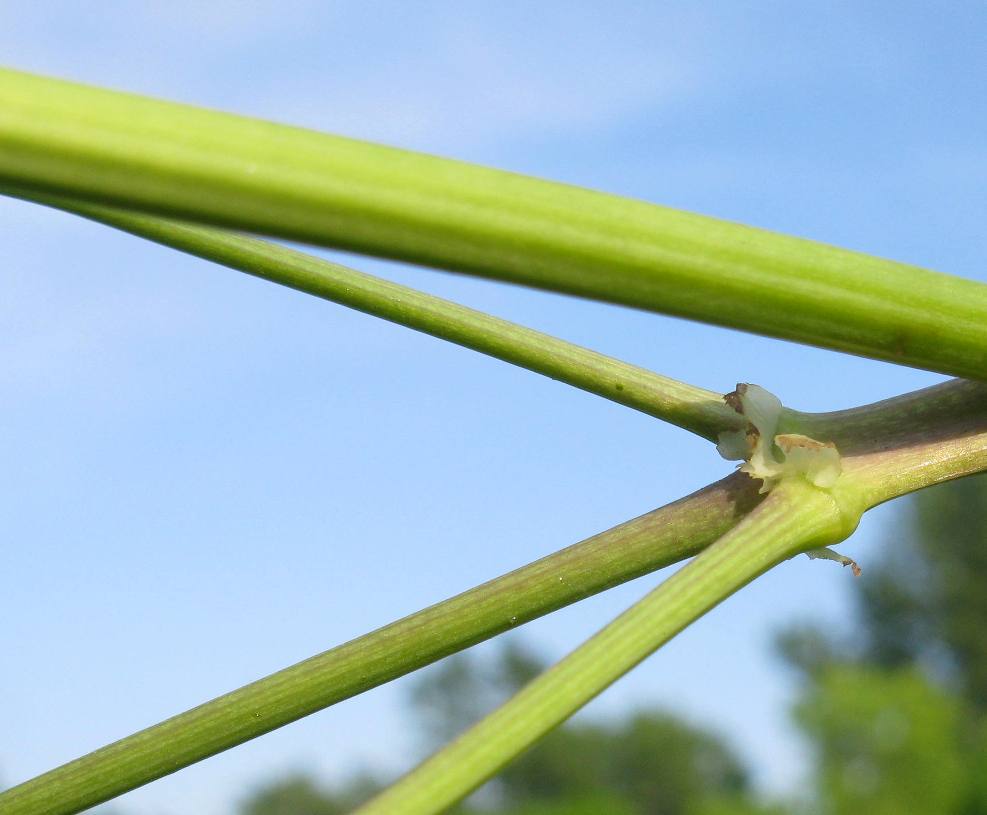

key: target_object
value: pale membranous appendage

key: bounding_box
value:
[716,384,856,574]
[805,546,862,577]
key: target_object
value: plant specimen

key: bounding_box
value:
[0,68,984,815]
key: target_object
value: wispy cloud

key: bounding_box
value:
[0,3,713,152]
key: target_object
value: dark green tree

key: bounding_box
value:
[778,473,987,815]
[408,638,773,815]
[239,771,380,815]
[794,666,966,815]
[860,474,987,707]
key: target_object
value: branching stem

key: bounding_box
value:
[355,480,852,815]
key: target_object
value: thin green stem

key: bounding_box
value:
[355,479,853,815]
[840,410,987,508]
[4,187,736,440]
[778,378,987,508]
[0,475,762,815]
[782,378,987,455]
[2,69,986,379]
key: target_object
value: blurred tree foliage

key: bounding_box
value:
[793,666,966,814]
[238,771,381,815]
[779,473,987,815]
[406,639,767,815]
[237,638,777,815]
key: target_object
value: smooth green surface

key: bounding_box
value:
[2,69,987,379]
[356,480,853,815]
[785,379,987,454]
[6,188,738,441]
[0,476,761,815]
[805,379,987,508]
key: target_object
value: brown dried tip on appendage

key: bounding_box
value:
[723,383,748,413]
[776,435,835,452]
[806,547,862,577]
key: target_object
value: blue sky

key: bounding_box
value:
[2,3,985,813]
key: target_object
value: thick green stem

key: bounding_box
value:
[355,479,852,815]
[783,378,987,455]
[0,475,761,815]
[841,413,987,507]
[4,187,736,440]
[780,378,987,508]
[2,69,986,379]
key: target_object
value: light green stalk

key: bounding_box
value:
[748,380,987,510]
[355,479,857,815]
[783,378,987,455]
[776,378,987,508]
[2,69,986,379]
[4,187,737,440]
[0,476,762,815]
[840,404,987,507]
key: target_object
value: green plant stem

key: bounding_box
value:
[9,180,983,461]
[2,69,986,379]
[0,475,762,815]
[841,407,987,507]
[779,378,987,507]
[783,378,987,454]
[17,194,987,507]
[355,479,854,815]
[4,187,737,441]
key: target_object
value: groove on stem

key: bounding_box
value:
[2,69,986,379]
